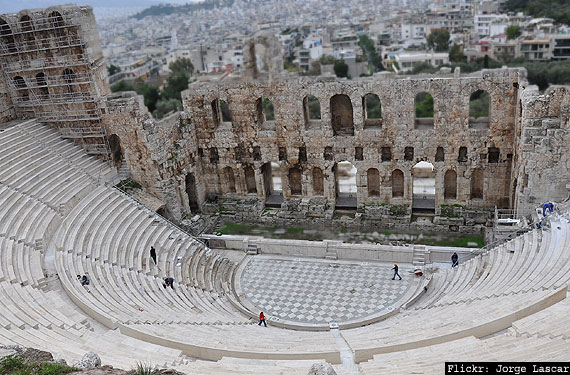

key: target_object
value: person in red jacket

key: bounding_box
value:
[258,312,267,327]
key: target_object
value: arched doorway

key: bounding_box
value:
[108,134,122,167]
[185,173,200,213]
[261,162,283,207]
[412,161,435,213]
[335,161,357,209]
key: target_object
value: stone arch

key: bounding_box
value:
[303,95,321,129]
[312,167,324,195]
[288,166,302,195]
[13,76,29,101]
[263,98,275,121]
[222,166,236,193]
[415,92,434,129]
[330,94,354,135]
[470,169,484,200]
[335,161,357,208]
[244,165,257,194]
[367,168,380,197]
[412,161,435,212]
[63,68,74,92]
[185,173,200,213]
[444,169,457,199]
[20,15,35,43]
[363,93,382,128]
[392,169,404,198]
[36,72,49,98]
[469,89,490,129]
[48,11,66,38]
[108,134,123,167]
[243,32,283,79]
[0,18,17,53]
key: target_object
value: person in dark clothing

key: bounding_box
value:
[81,275,90,286]
[150,246,157,264]
[392,264,401,280]
[258,312,267,327]
[163,277,174,289]
[451,252,459,268]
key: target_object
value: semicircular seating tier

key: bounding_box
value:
[1,120,570,373]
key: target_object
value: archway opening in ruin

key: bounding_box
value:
[245,166,257,194]
[367,168,380,197]
[108,134,123,167]
[470,169,484,200]
[262,162,283,207]
[20,15,34,43]
[13,76,29,102]
[330,94,354,135]
[222,166,236,193]
[313,167,324,196]
[363,93,382,129]
[335,161,357,209]
[36,73,49,98]
[415,92,434,129]
[185,173,200,214]
[303,95,321,130]
[469,90,490,129]
[288,166,302,196]
[444,169,457,200]
[412,161,435,213]
[0,18,17,53]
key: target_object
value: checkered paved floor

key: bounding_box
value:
[240,257,413,324]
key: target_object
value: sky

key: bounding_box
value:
[0,0,201,14]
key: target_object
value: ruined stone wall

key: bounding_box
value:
[167,69,522,220]
[0,72,15,122]
[514,85,570,214]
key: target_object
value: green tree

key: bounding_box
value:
[136,82,160,113]
[107,64,121,76]
[110,79,134,93]
[161,72,189,101]
[153,98,182,119]
[449,44,465,63]
[307,95,321,119]
[333,60,349,78]
[506,24,521,40]
[169,58,194,76]
[319,55,335,65]
[427,29,450,52]
[358,34,384,71]
[415,93,434,118]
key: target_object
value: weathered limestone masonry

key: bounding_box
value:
[166,69,520,228]
[514,85,570,215]
[0,5,110,153]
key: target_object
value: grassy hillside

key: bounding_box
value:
[132,0,235,20]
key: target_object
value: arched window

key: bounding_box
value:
[469,90,490,128]
[415,92,434,129]
[63,68,74,93]
[20,15,34,44]
[36,72,49,98]
[223,166,236,193]
[245,166,257,194]
[48,11,65,38]
[312,167,324,195]
[0,18,17,53]
[220,100,231,122]
[108,134,122,166]
[444,170,457,199]
[303,95,321,129]
[363,93,382,128]
[330,94,354,135]
[288,167,302,195]
[263,98,275,121]
[392,169,404,198]
[470,169,484,199]
[13,76,29,102]
[367,168,380,197]
[185,173,200,213]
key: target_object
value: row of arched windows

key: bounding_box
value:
[219,165,484,200]
[12,69,75,101]
[210,90,490,133]
[0,12,68,54]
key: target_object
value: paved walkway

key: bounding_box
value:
[240,257,414,324]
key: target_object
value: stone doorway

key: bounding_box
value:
[335,161,357,209]
[412,161,435,213]
[185,173,200,213]
[262,162,283,207]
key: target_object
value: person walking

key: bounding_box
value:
[163,277,174,289]
[451,252,459,268]
[258,312,267,327]
[150,246,157,264]
[392,263,402,280]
